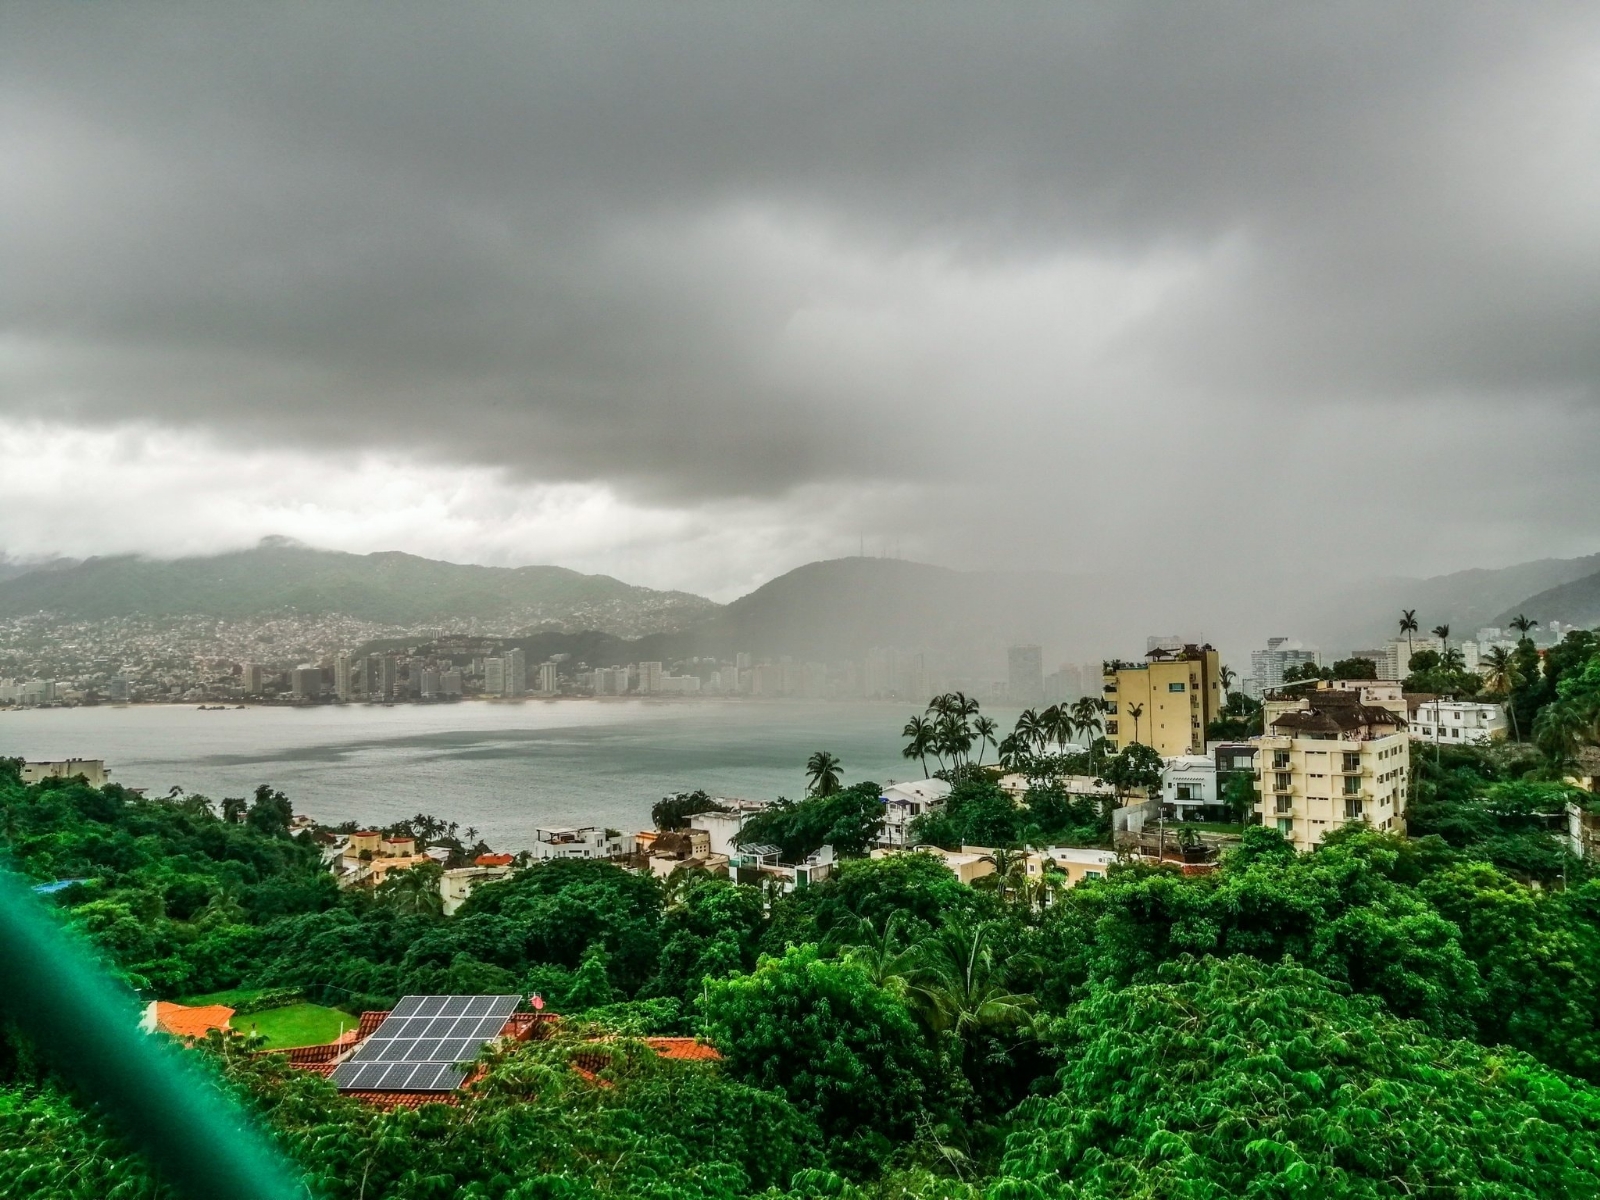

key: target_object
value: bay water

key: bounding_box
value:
[0,700,1016,850]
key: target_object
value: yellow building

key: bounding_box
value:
[1101,645,1222,756]
[1255,691,1409,852]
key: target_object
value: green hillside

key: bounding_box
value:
[0,540,718,632]
[1491,567,1600,630]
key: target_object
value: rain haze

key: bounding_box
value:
[3,3,1599,612]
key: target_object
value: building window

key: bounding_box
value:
[1343,776,1361,795]
[1104,720,1118,735]
[1344,797,1363,820]
[1277,818,1293,836]
[1168,682,1186,692]
[1275,772,1292,791]
[1275,795,1292,813]
[1343,752,1361,772]
[1273,751,1290,769]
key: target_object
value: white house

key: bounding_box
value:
[997,773,1114,802]
[1408,698,1506,745]
[529,826,636,861]
[1160,755,1218,815]
[878,779,952,848]
[440,862,516,915]
[688,799,772,858]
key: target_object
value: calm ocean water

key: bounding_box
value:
[0,700,1020,850]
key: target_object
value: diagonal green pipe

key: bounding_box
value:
[0,866,309,1200]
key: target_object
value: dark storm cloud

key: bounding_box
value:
[2,1,1599,516]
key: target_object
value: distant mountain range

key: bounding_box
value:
[2,540,1597,666]
[0,541,717,637]
[1490,568,1600,632]
[0,554,79,585]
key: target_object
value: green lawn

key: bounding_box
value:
[177,990,357,1050]
[231,1003,357,1050]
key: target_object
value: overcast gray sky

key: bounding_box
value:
[2,3,1598,599]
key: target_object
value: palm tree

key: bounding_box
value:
[376,862,444,916]
[996,732,1024,770]
[1219,665,1236,696]
[1012,709,1045,753]
[1534,703,1586,771]
[1047,704,1075,751]
[805,750,842,797]
[1432,624,1450,646]
[935,712,973,769]
[1127,702,1144,745]
[839,913,921,996]
[904,923,1036,1041]
[971,715,998,765]
[1072,696,1101,737]
[902,715,937,776]
[1399,609,1419,663]
[221,796,247,825]
[1509,614,1538,639]
[1482,645,1524,741]
[975,847,1029,904]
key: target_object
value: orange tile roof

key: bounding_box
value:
[644,1037,722,1062]
[154,1001,234,1040]
[340,1090,462,1110]
[475,853,514,867]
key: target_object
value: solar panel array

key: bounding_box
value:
[332,994,521,1092]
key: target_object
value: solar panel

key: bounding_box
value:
[335,995,521,1092]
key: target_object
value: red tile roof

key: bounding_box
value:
[475,853,514,867]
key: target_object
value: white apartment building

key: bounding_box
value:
[1381,636,1445,681]
[529,826,635,861]
[1247,638,1319,698]
[1256,691,1410,852]
[1408,698,1506,745]
[878,778,952,848]
[637,662,664,694]
[537,662,558,694]
[685,800,772,858]
[484,657,506,696]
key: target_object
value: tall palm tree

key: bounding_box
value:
[1432,624,1450,646]
[971,715,998,765]
[904,923,1036,1041]
[839,913,921,996]
[805,750,842,797]
[1070,696,1101,746]
[1534,703,1586,771]
[935,712,973,769]
[1127,702,1144,746]
[1509,614,1538,639]
[1013,709,1045,753]
[1482,645,1523,741]
[1399,609,1419,663]
[975,848,1029,905]
[902,715,936,776]
[1219,665,1236,696]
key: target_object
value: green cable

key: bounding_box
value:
[0,867,309,1200]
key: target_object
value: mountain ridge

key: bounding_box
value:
[0,542,718,637]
